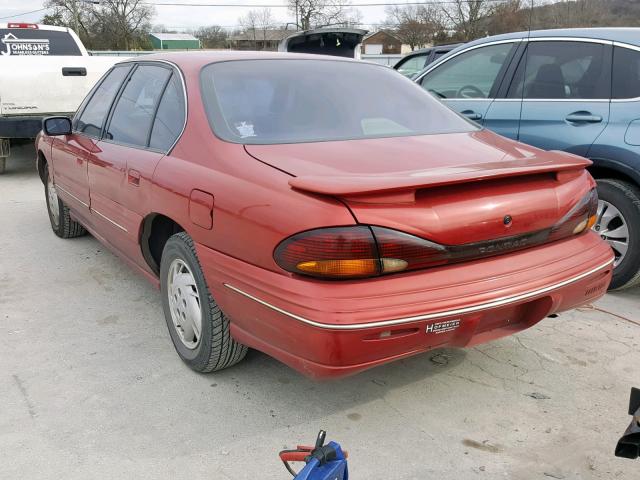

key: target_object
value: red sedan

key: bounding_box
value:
[36,52,614,379]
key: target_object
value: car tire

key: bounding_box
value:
[595,179,640,290]
[160,232,248,372]
[44,164,87,239]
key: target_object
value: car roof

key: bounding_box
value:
[461,27,640,49]
[116,50,356,69]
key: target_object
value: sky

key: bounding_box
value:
[0,0,390,31]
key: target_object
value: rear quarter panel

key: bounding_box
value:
[587,101,640,186]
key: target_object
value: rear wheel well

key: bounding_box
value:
[588,165,639,188]
[37,150,48,184]
[141,214,185,275]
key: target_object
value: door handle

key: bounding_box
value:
[62,67,87,77]
[461,110,482,121]
[128,169,140,186]
[565,112,602,124]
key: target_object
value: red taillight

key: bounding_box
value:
[274,226,380,278]
[274,226,447,279]
[7,23,38,29]
[372,227,448,271]
[549,188,598,241]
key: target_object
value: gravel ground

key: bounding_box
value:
[1,143,638,480]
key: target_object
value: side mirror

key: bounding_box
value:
[616,387,640,459]
[43,116,72,136]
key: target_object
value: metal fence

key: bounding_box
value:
[360,54,403,66]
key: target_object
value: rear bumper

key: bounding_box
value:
[197,231,613,378]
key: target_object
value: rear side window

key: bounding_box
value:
[0,28,81,56]
[420,42,515,99]
[612,46,640,99]
[507,41,610,99]
[105,65,172,148]
[75,65,130,137]
[149,74,186,151]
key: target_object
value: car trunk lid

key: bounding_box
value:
[244,130,593,245]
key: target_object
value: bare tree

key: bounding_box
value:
[441,0,492,41]
[288,0,359,30]
[239,9,260,48]
[91,0,155,50]
[256,8,275,47]
[486,0,527,35]
[152,24,176,33]
[531,0,607,29]
[385,5,443,50]
[239,8,276,50]
[43,0,94,45]
[192,25,229,49]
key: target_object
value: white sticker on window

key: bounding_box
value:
[234,121,256,138]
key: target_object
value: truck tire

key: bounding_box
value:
[595,179,640,290]
[44,164,87,238]
[160,232,248,372]
[0,157,5,175]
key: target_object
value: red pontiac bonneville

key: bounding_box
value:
[36,52,614,378]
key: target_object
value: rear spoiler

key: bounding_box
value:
[289,153,592,198]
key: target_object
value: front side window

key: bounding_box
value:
[507,41,610,99]
[105,65,172,148]
[200,59,476,145]
[75,65,130,138]
[612,46,640,99]
[420,42,515,99]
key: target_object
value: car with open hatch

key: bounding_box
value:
[36,51,614,378]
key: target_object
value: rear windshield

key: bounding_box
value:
[0,28,81,56]
[200,59,476,144]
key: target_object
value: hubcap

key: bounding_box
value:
[594,200,629,267]
[47,177,60,226]
[167,259,202,349]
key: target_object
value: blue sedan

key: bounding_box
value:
[417,28,640,290]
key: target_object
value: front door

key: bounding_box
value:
[418,41,520,125]
[511,40,612,156]
[49,134,93,211]
[52,64,131,212]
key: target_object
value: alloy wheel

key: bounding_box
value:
[594,199,629,267]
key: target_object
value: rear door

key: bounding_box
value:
[417,41,520,126]
[512,39,612,156]
[87,63,172,262]
[51,64,130,212]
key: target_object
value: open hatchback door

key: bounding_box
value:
[278,27,368,58]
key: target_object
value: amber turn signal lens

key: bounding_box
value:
[587,214,597,229]
[296,259,379,277]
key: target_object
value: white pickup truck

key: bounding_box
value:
[0,22,122,173]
